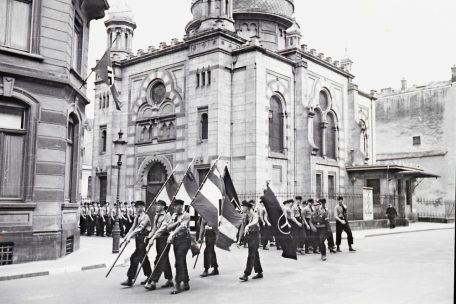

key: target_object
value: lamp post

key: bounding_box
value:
[112,130,127,253]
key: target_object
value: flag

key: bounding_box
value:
[92,48,122,110]
[216,167,243,251]
[262,186,297,260]
[155,173,179,207]
[175,170,199,206]
[223,167,241,211]
[191,166,223,229]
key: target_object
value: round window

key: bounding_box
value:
[150,82,166,105]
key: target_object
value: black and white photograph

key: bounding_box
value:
[0,0,454,303]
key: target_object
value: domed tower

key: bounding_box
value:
[104,0,136,61]
[186,0,236,35]
[233,0,295,51]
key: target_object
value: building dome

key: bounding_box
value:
[233,0,294,27]
[107,0,134,22]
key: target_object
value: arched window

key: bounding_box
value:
[319,91,329,111]
[146,161,168,204]
[100,128,107,153]
[313,110,323,156]
[269,96,284,153]
[65,113,79,203]
[106,93,109,109]
[326,112,337,159]
[201,112,208,140]
[150,81,166,105]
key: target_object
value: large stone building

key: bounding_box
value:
[0,0,109,264]
[376,68,456,218]
[92,0,385,221]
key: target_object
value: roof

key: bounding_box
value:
[346,164,440,179]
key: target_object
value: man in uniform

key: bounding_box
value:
[199,218,219,278]
[119,202,127,237]
[104,202,112,237]
[320,198,336,253]
[302,198,317,254]
[258,199,272,250]
[145,200,174,291]
[120,201,152,287]
[79,203,87,235]
[239,200,263,282]
[334,196,356,252]
[293,196,305,254]
[310,200,329,261]
[87,202,95,236]
[97,202,106,236]
[283,199,302,253]
[167,199,191,294]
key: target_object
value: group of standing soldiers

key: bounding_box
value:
[256,195,356,261]
[79,201,137,237]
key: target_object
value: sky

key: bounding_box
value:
[86,0,456,118]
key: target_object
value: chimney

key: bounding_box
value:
[401,78,407,91]
[452,65,456,82]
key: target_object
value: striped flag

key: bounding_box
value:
[191,167,223,229]
[216,167,243,251]
[175,170,199,206]
[155,174,179,207]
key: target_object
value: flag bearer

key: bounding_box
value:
[120,201,152,287]
[311,200,329,261]
[145,200,174,291]
[239,200,263,282]
[167,199,191,295]
[199,218,219,278]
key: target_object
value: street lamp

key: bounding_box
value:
[112,130,127,253]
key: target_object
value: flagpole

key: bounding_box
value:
[144,164,180,214]
[167,156,196,208]
[79,33,120,90]
[189,153,223,208]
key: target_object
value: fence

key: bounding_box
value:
[415,198,455,219]
[237,192,395,221]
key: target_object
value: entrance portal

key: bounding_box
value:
[145,162,167,219]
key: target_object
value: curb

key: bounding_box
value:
[0,263,106,282]
[364,227,455,238]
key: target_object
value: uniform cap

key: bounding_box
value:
[156,200,166,207]
[134,200,146,207]
[174,199,185,206]
[241,200,253,208]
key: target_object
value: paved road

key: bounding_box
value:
[1,230,454,304]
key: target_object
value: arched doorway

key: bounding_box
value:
[145,162,167,218]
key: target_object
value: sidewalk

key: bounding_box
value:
[0,222,454,282]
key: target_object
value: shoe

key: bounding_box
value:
[263,246,269,250]
[321,255,327,261]
[239,275,248,282]
[336,247,342,252]
[349,247,356,252]
[183,282,190,291]
[145,282,156,291]
[120,279,133,287]
[329,247,337,254]
[200,270,209,278]
[305,249,309,254]
[209,269,219,276]
[252,273,263,280]
[161,280,174,288]
[140,279,148,285]
[171,282,184,295]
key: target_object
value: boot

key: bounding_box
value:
[336,246,342,252]
[349,246,356,252]
[200,270,209,278]
[209,268,219,276]
[140,279,148,285]
[329,247,337,254]
[239,274,248,282]
[252,273,263,280]
[145,282,156,291]
[183,281,190,291]
[161,280,174,288]
[321,255,327,261]
[120,278,133,287]
[170,282,184,295]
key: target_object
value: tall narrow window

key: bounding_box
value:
[65,115,79,202]
[100,126,107,153]
[201,112,208,140]
[313,110,323,156]
[0,103,27,198]
[202,71,206,86]
[207,69,211,86]
[87,176,92,199]
[72,15,83,73]
[106,93,110,109]
[316,173,322,199]
[269,96,284,153]
[196,73,200,88]
[326,113,337,159]
[328,175,335,198]
[0,0,33,51]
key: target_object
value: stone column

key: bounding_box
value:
[321,121,328,157]
[220,0,226,16]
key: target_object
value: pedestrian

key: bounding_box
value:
[105,202,112,236]
[334,196,356,252]
[145,200,174,291]
[94,202,101,236]
[239,200,263,282]
[302,199,317,254]
[80,203,87,235]
[119,202,127,237]
[98,202,106,236]
[120,201,152,287]
[311,200,328,261]
[258,199,272,250]
[320,199,336,253]
[167,199,191,295]
[199,218,219,278]
[386,204,398,229]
